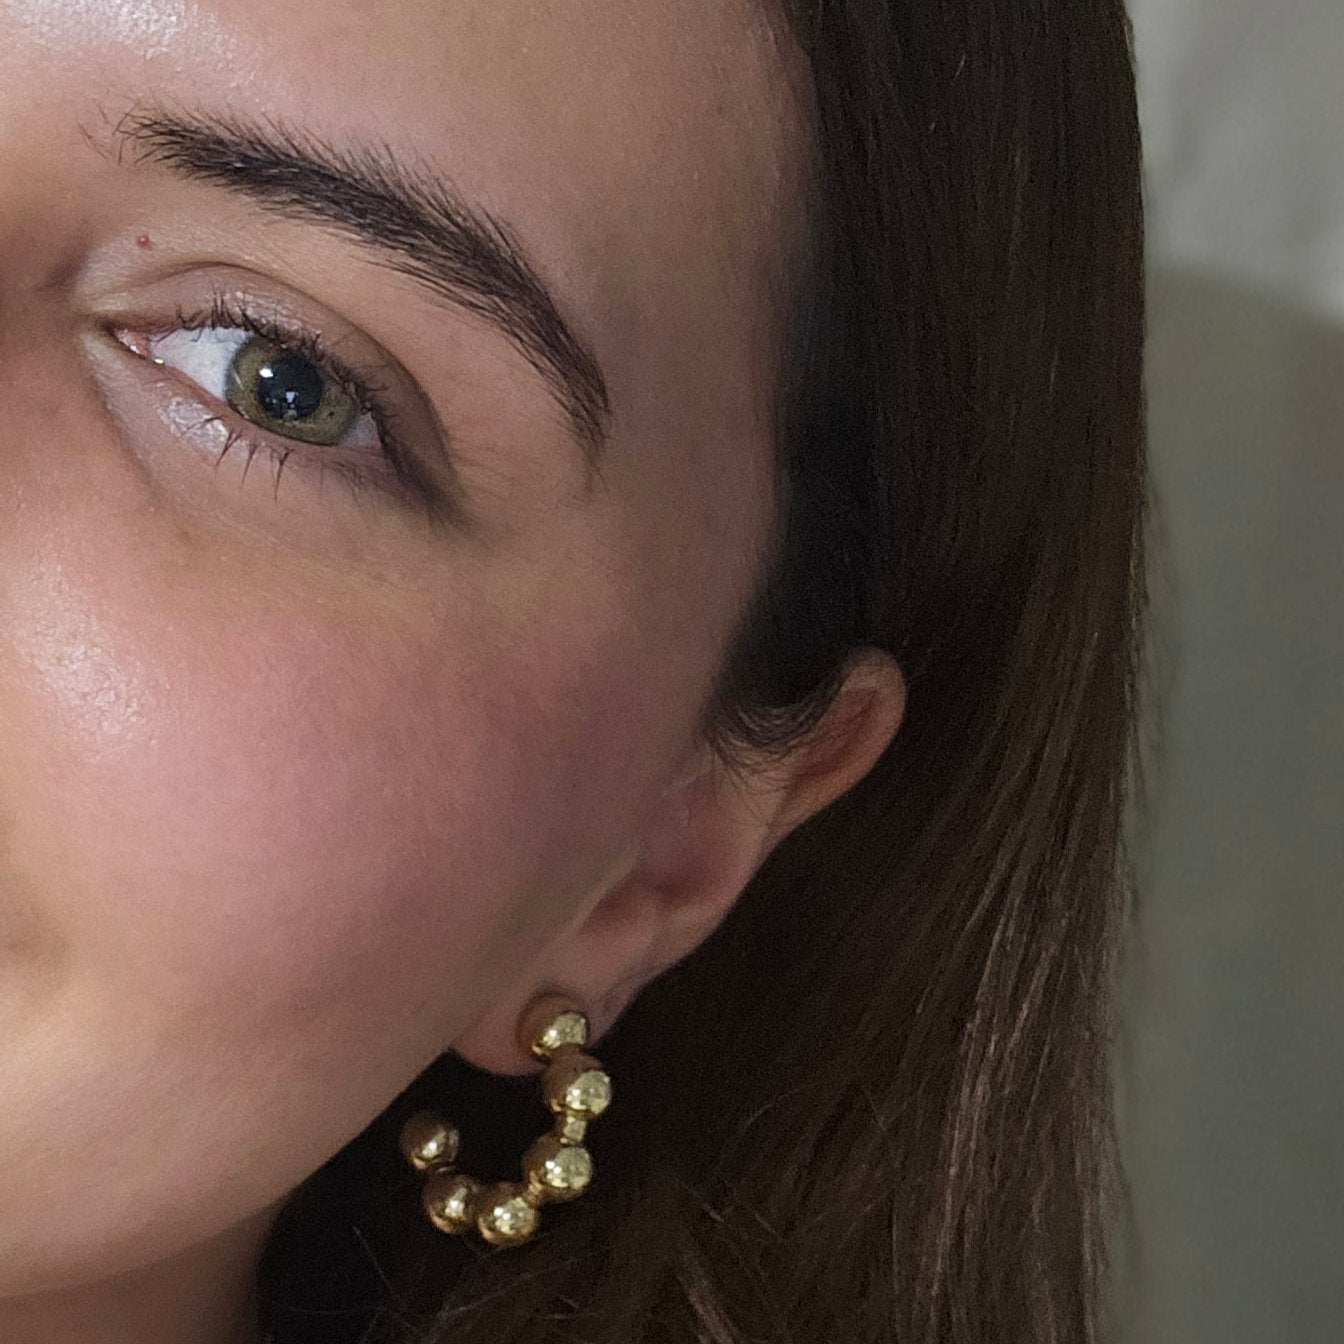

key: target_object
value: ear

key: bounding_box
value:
[452,648,906,1075]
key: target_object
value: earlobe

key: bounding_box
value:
[451,749,775,1074]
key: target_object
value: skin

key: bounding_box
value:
[0,2,906,1341]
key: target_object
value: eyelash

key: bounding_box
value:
[135,293,437,508]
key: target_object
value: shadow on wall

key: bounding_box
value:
[1116,265,1344,1343]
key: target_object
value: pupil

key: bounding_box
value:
[255,353,325,423]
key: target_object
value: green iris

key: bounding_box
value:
[225,336,361,445]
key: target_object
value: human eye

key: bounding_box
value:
[108,292,444,509]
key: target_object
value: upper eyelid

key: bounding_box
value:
[90,270,409,399]
[162,298,388,410]
[177,294,386,391]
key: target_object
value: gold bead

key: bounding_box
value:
[399,1111,460,1171]
[536,1012,588,1058]
[542,1051,612,1118]
[517,994,589,1061]
[422,1170,481,1234]
[475,1181,541,1245]
[523,1133,594,1202]
[554,1112,589,1144]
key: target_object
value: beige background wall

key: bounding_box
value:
[1119,3,1344,1340]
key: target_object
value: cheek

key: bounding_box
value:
[0,507,659,1286]
[7,549,642,1039]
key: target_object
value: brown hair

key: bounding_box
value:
[257,1,1149,1340]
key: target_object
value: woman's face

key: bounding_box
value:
[0,0,806,1294]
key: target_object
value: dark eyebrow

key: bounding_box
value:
[108,106,612,470]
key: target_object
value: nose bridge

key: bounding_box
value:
[0,36,48,242]
[0,41,106,296]
[0,308,158,738]
[0,49,101,457]
[0,18,179,777]
[0,187,103,598]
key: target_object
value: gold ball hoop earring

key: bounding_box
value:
[398,992,613,1247]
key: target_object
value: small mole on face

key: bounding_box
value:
[136,234,154,250]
